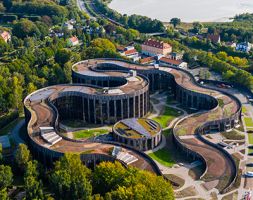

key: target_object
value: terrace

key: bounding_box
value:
[114,118,161,139]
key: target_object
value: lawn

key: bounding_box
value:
[0,117,24,136]
[73,129,108,139]
[242,106,247,114]
[148,148,175,167]
[153,107,183,128]
[248,133,253,144]
[163,129,172,137]
[244,117,253,127]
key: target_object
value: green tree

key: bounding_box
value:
[0,188,9,200]
[24,160,44,200]
[12,19,40,39]
[15,144,31,171]
[93,162,174,200]
[90,38,116,52]
[0,165,12,189]
[192,22,203,34]
[0,144,2,163]
[55,49,72,66]
[170,18,181,28]
[50,154,92,200]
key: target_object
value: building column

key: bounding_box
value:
[138,95,141,118]
[100,101,103,125]
[121,99,124,119]
[87,98,90,123]
[107,101,110,124]
[93,99,96,124]
[114,100,117,121]
[82,97,85,122]
[127,98,130,118]
[133,97,136,118]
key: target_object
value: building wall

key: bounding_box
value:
[141,44,172,56]
[112,129,162,151]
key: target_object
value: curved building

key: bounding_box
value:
[24,58,241,193]
[113,118,162,151]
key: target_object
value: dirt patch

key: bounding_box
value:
[202,180,219,191]
[221,191,238,200]
[164,174,185,190]
[210,192,218,200]
[174,186,198,198]
[244,177,253,190]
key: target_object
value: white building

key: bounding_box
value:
[158,57,187,68]
[118,46,141,62]
[0,31,11,43]
[236,42,252,53]
[68,36,79,46]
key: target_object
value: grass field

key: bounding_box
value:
[0,117,24,136]
[248,133,253,144]
[153,106,183,128]
[73,129,108,139]
[242,106,247,114]
[244,117,253,127]
[148,148,175,167]
[163,129,172,137]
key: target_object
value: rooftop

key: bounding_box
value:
[114,118,161,139]
[143,39,172,49]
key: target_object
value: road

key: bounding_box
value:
[76,0,96,20]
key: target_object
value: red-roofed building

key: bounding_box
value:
[207,34,221,44]
[118,46,141,62]
[139,57,156,65]
[67,36,79,46]
[158,57,187,68]
[0,31,11,43]
[141,39,172,56]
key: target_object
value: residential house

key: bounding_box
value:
[207,34,221,44]
[224,41,236,48]
[236,42,252,53]
[118,46,141,62]
[139,57,156,65]
[0,31,11,43]
[141,39,172,56]
[63,22,74,30]
[158,57,187,68]
[68,36,79,46]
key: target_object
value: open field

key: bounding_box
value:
[73,129,108,139]
[148,148,175,167]
[153,106,182,128]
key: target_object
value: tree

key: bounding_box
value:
[93,162,174,200]
[15,144,31,171]
[0,165,13,189]
[0,38,9,56]
[170,18,181,28]
[50,154,92,200]
[192,22,203,34]
[90,38,116,52]
[24,161,44,200]
[55,49,72,66]
[3,0,12,11]
[0,188,9,200]
[12,19,40,39]
[0,144,2,163]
